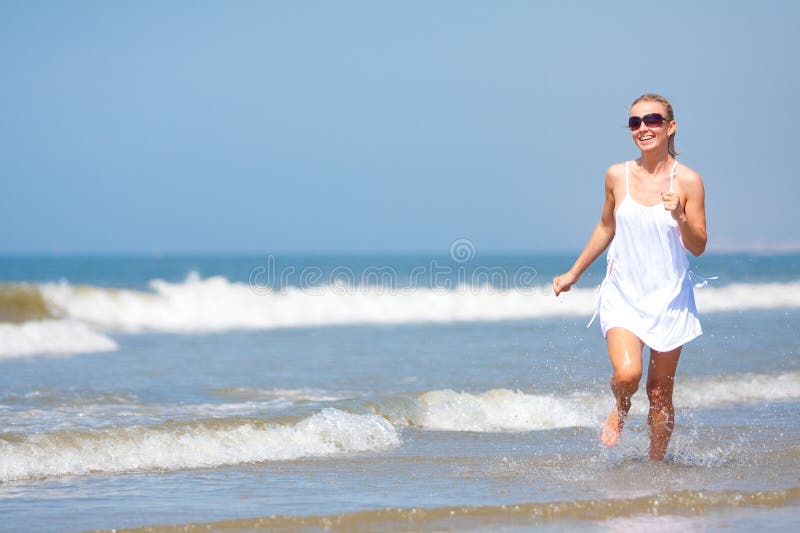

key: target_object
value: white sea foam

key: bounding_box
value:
[38,274,591,332]
[620,371,800,415]
[407,389,597,431]
[695,282,800,312]
[385,372,800,433]
[677,371,800,406]
[0,320,118,359]
[4,275,799,356]
[0,408,399,482]
[31,274,800,334]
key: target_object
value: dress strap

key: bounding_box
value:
[669,161,678,193]
[625,161,630,194]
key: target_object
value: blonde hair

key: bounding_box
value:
[631,93,678,157]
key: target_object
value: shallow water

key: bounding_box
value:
[0,254,798,531]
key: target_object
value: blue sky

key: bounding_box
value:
[2,1,798,254]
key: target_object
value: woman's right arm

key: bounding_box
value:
[553,167,618,296]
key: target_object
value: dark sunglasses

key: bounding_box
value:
[628,113,669,130]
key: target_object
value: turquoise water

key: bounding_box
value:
[0,254,799,531]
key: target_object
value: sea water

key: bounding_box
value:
[0,253,798,531]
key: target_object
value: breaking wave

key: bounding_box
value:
[0,320,118,359]
[1,274,798,356]
[9,275,800,332]
[2,371,797,481]
[380,372,800,432]
[0,408,399,482]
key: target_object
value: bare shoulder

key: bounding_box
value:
[604,162,627,188]
[675,162,704,189]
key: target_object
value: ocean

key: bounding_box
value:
[0,252,798,532]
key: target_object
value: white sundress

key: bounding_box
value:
[591,160,703,352]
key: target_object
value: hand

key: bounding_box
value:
[661,191,685,221]
[553,271,578,297]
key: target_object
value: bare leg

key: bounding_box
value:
[601,328,644,447]
[646,346,682,461]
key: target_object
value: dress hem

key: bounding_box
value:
[601,323,703,352]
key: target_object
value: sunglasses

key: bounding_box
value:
[628,113,670,130]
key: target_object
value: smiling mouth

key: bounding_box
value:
[639,135,655,143]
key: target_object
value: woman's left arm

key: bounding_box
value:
[662,171,707,256]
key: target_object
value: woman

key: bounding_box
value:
[553,93,707,461]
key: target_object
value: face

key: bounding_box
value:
[629,100,675,153]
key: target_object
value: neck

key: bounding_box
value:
[639,149,672,174]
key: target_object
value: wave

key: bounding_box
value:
[108,487,800,531]
[0,387,363,434]
[698,281,800,312]
[678,371,800,406]
[0,283,50,322]
[2,275,799,336]
[2,388,593,437]
[0,408,399,482]
[0,319,118,359]
[396,389,598,431]
[384,371,800,432]
[3,371,797,481]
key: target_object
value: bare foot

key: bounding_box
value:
[600,408,625,447]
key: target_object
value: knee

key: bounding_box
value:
[613,368,642,391]
[647,382,674,407]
